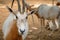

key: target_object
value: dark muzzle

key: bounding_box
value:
[20,29,25,34]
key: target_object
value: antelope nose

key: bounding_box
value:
[20,29,25,34]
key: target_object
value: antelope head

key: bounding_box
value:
[7,0,34,35]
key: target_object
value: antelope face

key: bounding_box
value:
[16,12,28,34]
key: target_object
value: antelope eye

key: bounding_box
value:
[26,17,28,19]
[16,16,18,19]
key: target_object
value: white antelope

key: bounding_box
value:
[2,0,34,40]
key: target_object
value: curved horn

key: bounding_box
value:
[22,0,25,13]
[17,0,21,13]
[11,0,14,8]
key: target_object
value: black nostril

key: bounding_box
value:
[20,29,25,34]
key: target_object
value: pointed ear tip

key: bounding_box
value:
[31,10,35,14]
[6,6,13,12]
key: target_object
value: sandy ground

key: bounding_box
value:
[0,0,60,40]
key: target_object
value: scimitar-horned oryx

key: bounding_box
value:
[2,0,34,40]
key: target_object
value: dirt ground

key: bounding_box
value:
[0,0,60,40]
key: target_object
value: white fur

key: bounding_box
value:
[49,20,54,30]
[49,20,57,30]
[55,19,59,29]
[2,13,16,39]
[22,22,28,40]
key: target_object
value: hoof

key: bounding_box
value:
[47,27,50,30]
[47,27,52,31]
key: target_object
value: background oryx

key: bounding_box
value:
[37,4,60,30]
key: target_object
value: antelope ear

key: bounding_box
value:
[6,6,13,12]
[6,6,18,19]
[28,10,35,15]
[30,10,35,14]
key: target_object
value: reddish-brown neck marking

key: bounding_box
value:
[5,20,22,40]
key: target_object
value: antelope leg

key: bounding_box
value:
[55,19,59,29]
